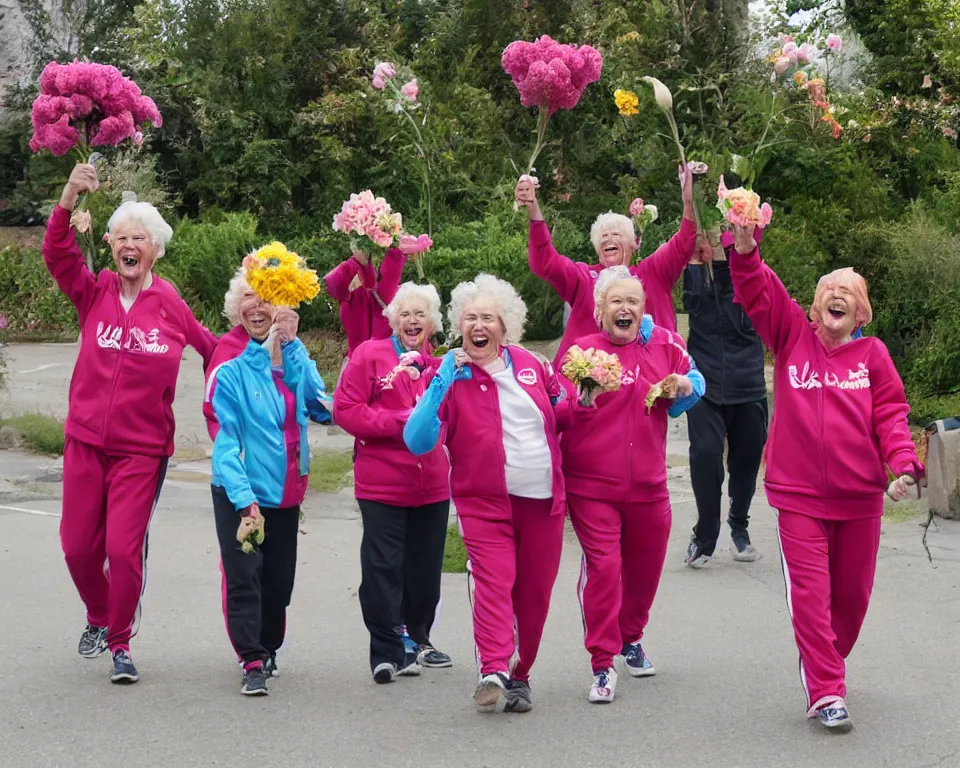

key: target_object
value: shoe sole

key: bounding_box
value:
[80,646,108,659]
[475,682,504,712]
[821,719,853,733]
[734,552,761,562]
[418,658,453,669]
[686,557,711,569]
[110,673,139,684]
[240,686,268,696]
[588,693,614,703]
[623,665,656,678]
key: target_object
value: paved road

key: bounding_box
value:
[2,343,959,768]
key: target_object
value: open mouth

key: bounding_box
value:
[403,326,423,342]
[827,306,846,319]
[471,335,489,349]
[614,315,634,329]
[603,245,618,255]
[121,255,139,268]
[247,313,270,331]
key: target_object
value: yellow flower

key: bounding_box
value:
[614,88,640,116]
[794,70,808,86]
[246,241,321,308]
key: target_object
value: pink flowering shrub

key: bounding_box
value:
[29,61,162,157]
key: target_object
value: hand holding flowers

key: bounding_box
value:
[644,373,693,414]
[562,346,623,407]
[237,503,265,555]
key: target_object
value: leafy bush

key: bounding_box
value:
[0,245,78,333]
[0,413,66,455]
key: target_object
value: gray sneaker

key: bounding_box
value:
[499,680,532,713]
[734,545,761,562]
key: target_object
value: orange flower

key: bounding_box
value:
[794,71,808,86]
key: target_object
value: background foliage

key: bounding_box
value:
[1,0,958,420]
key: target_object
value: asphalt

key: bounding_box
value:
[1,343,959,768]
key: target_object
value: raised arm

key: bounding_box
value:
[727,225,807,354]
[870,342,923,479]
[637,164,698,290]
[43,164,101,322]
[210,366,258,511]
[323,254,365,303]
[376,247,406,306]
[404,351,472,455]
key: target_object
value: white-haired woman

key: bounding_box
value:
[404,274,568,714]
[516,166,696,367]
[204,263,332,696]
[43,163,218,684]
[561,266,704,704]
[334,282,454,684]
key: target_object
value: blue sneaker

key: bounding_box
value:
[622,642,656,677]
[818,701,853,732]
[110,650,139,684]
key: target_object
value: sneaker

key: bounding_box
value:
[622,642,656,677]
[499,679,532,713]
[110,650,139,684]
[474,672,509,712]
[264,655,279,678]
[417,645,453,668]
[685,537,712,569]
[78,624,108,659]
[733,544,761,562]
[817,701,853,732]
[401,630,419,655]
[241,666,268,696]
[398,649,422,677]
[588,667,618,703]
[373,662,397,684]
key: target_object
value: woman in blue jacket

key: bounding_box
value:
[206,267,331,696]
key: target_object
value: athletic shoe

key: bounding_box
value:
[417,645,453,668]
[474,672,509,712]
[241,666,268,696]
[78,624,108,659]
[817,701,853,732]
[264,655,279,678]
[373,662,397,684]
[398,649,422,677]
[684,537,712,569]
[622,642,656,677]
[499,680,532,713]
[733,544,761,562]
[110,650,139,684]
[588,667,618,703]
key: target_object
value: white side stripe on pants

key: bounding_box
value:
[775,519,811,709]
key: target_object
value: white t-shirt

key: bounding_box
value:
[491,368,553,499]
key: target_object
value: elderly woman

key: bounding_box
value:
[561,266,704,704]
[404,274,567,714]
[727,224,922,731]
[43,163,217,684]
[515,166,696,367]
[334,282,454,684]
[205,264,331,696]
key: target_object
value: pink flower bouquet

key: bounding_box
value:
[502,35,603,174]
[716,176,773,228]
[561,345,622,407]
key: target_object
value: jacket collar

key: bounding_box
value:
[241,337,272,370]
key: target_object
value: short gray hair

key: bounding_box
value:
[589,211,636,255]
[222,266,251,327]
[593,266,643,324]
[384,282,443,335]
[107,201,173,258]
[448,273,527,345]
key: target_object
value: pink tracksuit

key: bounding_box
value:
[432,347,567,682]
[323,250,405,357]
[562,327,699,672]
[528,217,697,367]
[729,246,922,715]
[334,337,449,505]
[43,204,217,651]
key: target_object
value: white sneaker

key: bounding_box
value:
[734,545,761,562]
[373,662,397,684]
[474,672,508,712]
[588,667,618,703]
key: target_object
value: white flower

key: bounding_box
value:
[642,76,673,112]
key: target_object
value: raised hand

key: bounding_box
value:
[514,175,543,220]
[352,250,370,267]
[272,307,300,345]
[59,163,100,211]
[732,223,757,255]
[679,163,694,214]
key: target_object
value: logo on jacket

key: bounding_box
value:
[96,322,123,350]
[789,361,871,391]
[95,322,169,354]
[517,368,538,386]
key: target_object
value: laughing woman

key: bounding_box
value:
[334,283,454,684]
[561,266,704,704]
[727,223,922,731]
[404,274,568,714]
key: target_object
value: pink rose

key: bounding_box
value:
[629,198,644,217]
[797,43,817,63]
[782,41,798,61]
[825,34,842,52]
[779,34,794,44]
[774,56,791,76]
[400,78,419,101]
[759,202,773,227]
[373,62,396,82]
[371,75,386,90]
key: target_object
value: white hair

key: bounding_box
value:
[107,201,173,258]
[384,282,443,335]
[222,266,251,327]
[448,273,527,345]
[589,212,635,254]
[593,266,643,321]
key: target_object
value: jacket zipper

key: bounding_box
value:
[101,290,133,443]
[713,276,727,402]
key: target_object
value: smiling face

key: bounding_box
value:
[239,289,276,341]
[595,226,636,268]
[815,283,859,341]
[599,279,646,344]
[395,295,432,351]
[110,222,159,285]
[459,298,505,365]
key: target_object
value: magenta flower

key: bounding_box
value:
[501,35,603,115]
[825,34,842,52]
[400,78,419,102]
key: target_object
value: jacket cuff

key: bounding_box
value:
[889,450,923,479]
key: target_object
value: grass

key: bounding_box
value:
[882,499,926,524]
[442,524,469,573]
[0,413,66,455]
[307,448,354,493]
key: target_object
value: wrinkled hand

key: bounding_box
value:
[679,163,694,211]
[452,348,470,369]
[60,163,100,211]
[732,223,757,256]
[673,375,694,398]
[236,503,262,544]
[578,384,600,408]
[352,250,370,267]
[273,307,299,345]
[514,175,543,220]
[886,475,917,502]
